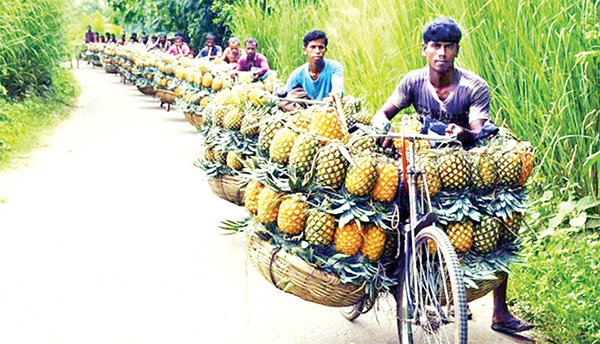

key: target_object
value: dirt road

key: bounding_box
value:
[0,64,534,344]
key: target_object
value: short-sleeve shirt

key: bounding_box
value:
[198,45,223,59]
[284,59,344,101]
[383,67,490,128]
[236,53,270,77]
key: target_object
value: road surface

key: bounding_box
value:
[0,63,536,344]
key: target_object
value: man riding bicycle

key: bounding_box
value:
[371,17,533,335]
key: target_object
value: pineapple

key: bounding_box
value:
[393,117,431,153]
[256,187,282,224]
[257,118,284,156]
[269,127,298,164]
[438,150,470,190]
[290,109,313,132]
[308,107,343,141]
[240,111,260,136]
[349,134,376,155]
[370,158,399,203]
[277,194,308,235]
[315,143,347,189]
[472,216,500,254]
[212,105,228,128]
[382,231,398,260]
[500,212,523,243]
[417,151,442,197]
[202,73,213,88]
[470,148,498,189]
[334,221,364,256]
[446,220,474,253]
[226,151,243,170]
[361,224,387,261]
[223,109,243,130]
[494,142,521,186]
[355,109,374,125]
[244,180,264,215]
[305,209,336,246]
[212,149,226,165]
[289,134,320,177]
[345,155,377,197]
[516,143,535,186]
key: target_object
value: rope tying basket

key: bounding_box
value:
[247,235,366,307]
[207,175,247,206]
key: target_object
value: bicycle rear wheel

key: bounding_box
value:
[397,226,468,344]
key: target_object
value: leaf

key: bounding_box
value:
[540,190,553,202]
[569,212,587,227]
[575,196,600,212]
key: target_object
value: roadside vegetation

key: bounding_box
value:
[228,0,600,342]
[0,0,80,170]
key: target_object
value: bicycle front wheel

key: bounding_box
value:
[397,226,468,344]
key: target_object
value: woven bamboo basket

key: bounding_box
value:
[104,65,118,74]
[207,175,247,206]
[466,272,506,302]
[137,84,155,96]
[247,236,366,307]
[159,90,176,104]
[183,111,193,125]
[190,113,204,127]
[154,88,165,99]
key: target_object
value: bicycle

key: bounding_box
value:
[340,132,468,344]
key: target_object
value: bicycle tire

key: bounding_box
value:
[397,225,468,344]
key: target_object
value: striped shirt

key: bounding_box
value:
[383,67,490,128]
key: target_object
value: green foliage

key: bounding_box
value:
[0,68,79,168]
[105,0,233,52]
[507,185,600,343]
[230,0,600,201]
[510,231,600,344]
[0,0,75,99]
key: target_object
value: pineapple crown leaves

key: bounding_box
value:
[242,156,293,193]
[218,215,254,235]
[475,186,528,221]
[458,241,521,288]
[431,189,482,224]
[321,188,377,228]
[193,157,237,178]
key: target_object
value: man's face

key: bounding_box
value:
[175,38,182,46]
[422,41,459,74]
[245,42,257,58]
[205,39,214,48]
[303,38,327,64]
[230,41,240,53]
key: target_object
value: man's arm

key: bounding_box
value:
[255,54,270,76]
[330,61,344,96]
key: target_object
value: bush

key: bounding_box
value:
[0,67,79,168]
[0,0,74,99]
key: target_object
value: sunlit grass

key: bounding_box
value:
[231,0,600,200]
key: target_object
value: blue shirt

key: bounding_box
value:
[284,59,344,101]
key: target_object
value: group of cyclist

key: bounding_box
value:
[84,17,533,336]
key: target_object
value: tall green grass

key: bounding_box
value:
[0,0,76,98]
[230,0,600,200]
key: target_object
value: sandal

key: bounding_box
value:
[491,319,534,334]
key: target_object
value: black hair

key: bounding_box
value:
[422,17,462,44]
[205,33,216,41]
[245,37,258,46]
[303,30,328,47]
